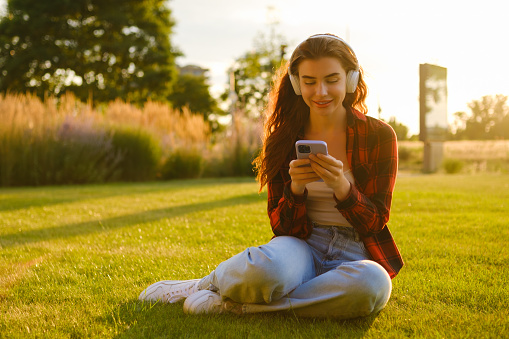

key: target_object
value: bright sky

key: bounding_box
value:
[1,0,508,134]
[170,0,509,134]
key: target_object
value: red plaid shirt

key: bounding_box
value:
[267,108,404,278]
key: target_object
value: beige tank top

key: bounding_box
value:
[305,170,355,226]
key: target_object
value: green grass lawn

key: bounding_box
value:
[1,175,508,338]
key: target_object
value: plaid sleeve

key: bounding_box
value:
[363,227,402,279]
[334,120,398,237]
[267,165,313,239]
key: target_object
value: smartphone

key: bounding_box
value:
[295,140,328,159]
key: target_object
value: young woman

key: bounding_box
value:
[139,33,403,319]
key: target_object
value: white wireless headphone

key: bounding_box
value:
[288,34,360,95]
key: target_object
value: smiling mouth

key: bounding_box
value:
[313,100,333,107]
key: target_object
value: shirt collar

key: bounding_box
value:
[347,107,367,128]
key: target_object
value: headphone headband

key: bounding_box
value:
[305,34,359,69]
[288,34,360,95]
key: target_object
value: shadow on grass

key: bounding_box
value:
[99,300,377,339]
[0,177,256,212]
[0,192,265,248]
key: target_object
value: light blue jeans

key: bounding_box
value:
[198,225,392,319]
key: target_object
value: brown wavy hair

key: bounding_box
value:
[253,34,369,191]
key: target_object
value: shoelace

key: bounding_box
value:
[165,282,197,302]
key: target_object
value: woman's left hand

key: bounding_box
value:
[308,153,351,201]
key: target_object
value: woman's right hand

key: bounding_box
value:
[289,158,321,195]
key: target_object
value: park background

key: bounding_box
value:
[0,0,508,338]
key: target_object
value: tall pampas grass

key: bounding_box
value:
[0,93,212,186]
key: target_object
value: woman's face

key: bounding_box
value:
[298,57,347,118]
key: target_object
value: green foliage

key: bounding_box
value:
[160,148,204,180]
[203,117,260,178]
[398,146,413,162]
[453,94,509,140]
[0,93,261,187]
[40,121,121,185]
[0,118,166,186]
[443,158,464,174]
[205,143,257,178]
[1,122,163,186]
[0,120,121,186]
[0,175,508,337]
[229,142,259,177]
[397,144,423,172]
[225,27,287,115]
[0,0,179,104]
[168,73,218,120]
[111,127,161,181]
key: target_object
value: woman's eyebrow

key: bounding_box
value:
[301,73,341,79]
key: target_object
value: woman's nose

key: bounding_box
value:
[316,82,327,96]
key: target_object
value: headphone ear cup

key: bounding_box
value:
[289,73,302,95]
[346,70,359,93]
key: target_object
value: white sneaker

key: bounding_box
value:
[183,290,224,314]
[138,279,200,303]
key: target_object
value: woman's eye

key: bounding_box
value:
[304,82,315,85]
[327,79,339,83]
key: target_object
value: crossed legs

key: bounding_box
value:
[197,235,392,319]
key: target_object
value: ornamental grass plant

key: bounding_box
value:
[0,93,224,186]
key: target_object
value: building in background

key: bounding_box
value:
[178,65,208,77]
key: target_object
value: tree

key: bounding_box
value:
[168,72,217,119]
[224,26,287,116]
[0,0,179,104]
[453,94,509,139]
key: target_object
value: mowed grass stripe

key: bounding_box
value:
[0,175,507,338]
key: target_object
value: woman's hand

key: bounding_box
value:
[289,158,321,195]
[308,153,351,200]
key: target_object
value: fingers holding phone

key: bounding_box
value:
[293,140,350,196]
[295,140,329,177]
[290,140,328,195]
[308,153,351,200]
[289,158,321,194]
[308,153,344,177]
